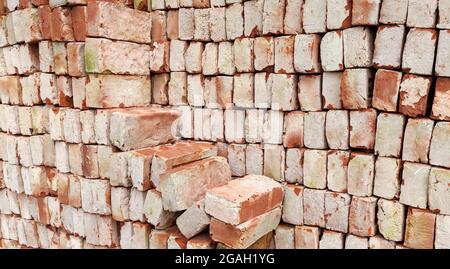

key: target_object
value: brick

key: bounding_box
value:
[274,224,295,249]
[168,72,187,106]
[326,0,351,30]
[430,122,450,168]
[108,152,131,187]
[303,188,325,227]
[210,207,281,249]
[369,235,395,249]
[327,150,349,193]
[274,35,295,73]
[204,76,233,109]
[160,156,231,211]
[151,10,167,42]
[120,222,150,249]
[404,208,436,249]
[343,27,373,68]
[302,0,326,33]
[402,118,434,163]
[345,234,368,249]
[303,150,327,189]
[128,188,146,222]
[18,107,33,135]
[243,0,263,37]
[294,225,320,249]
[402,28,437,75]
[431,78,450,120]
[282,0,302,34]
[71,6,86,41]
[270,73,298,111]
[373,25,406,69]
[320,30,344,71]
[348,196,377,237]
[84,213,119,247]
[176,199,210,239]
[372,69,402,112]
[167,10,179,40]
[12,8,42,43]
[262,0,285,35]
[85,37,150,75]
[298,75,322,111]
[245,144,263,175]
[435,215,450,249]
[55,141,69,173]
[226,3,244,40]
[110,187,129,221]
[233,73,254,108]
[187,234,216,249]
[234,38,253,73]
[217,42,235,75]
[399,74,432,117]
[374,113,405,157]
[151,73,169,105]
[379,0,408,25]
[38,41,53,73]
[178,8,194,40]
[224,109,245,143]
[349,109,376,149]
[143,189,177,228]
[109,107,179,151]
[202,43,218,76]
[435,30,450,76]
[52,42,67,75]
[282,184,303,225]
[438,0,450,29]
[319,230,344,249]
[283,111,304,148]
[325,110,349,150]
[62,109,81,143]
[325,191,350,233]
[377,199,405,242]
[149,227,178,249]
[428,167,450,215]
[50,7,74,41]
[373,157,401,200]
[406,0,437,28]
[187,74,204,106]
[341,68,371,109]
[322,72,343,109]
[263,144,285,181]
[351,0,380,26]
[253,36,274,72]
[56,76,73,107]
[87,1,151,43]
[304,112,327,149]
[399,162,430,209]
[37,5,51,40]
[80,178,111,215]
[347,153,375,197]
[227,143,246,177]
[209,7,226,42]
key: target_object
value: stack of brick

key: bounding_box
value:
[0,0,450,249]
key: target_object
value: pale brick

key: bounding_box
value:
[143,189,177,228]
[303,188,325,227]
[320,30,344,71]
[274,35,294,74]
[374,113,405,157]
[304,112,327,149]
[327,150,349,193]
[325,191,350,233]
[274,224,295,249]
[406,0,438,28]
[435,215,450,249]
[233,73,254,108]
[303,150,327,189]
[282,185,303,225]
[345,234,368,249]
[430,122,450,168]
[351,0,380,26]
[341,68,371,109]
[194,8,210,41]
[343,27,373,68]
[373,157,401,200]
[326,0,351,30]
[224,109,245,143]
[245,144,263,175]
[349,109,376,149]
[209,7,226,42]
[262,0,285,35]
[176,199,210,239]
[263,144,285,181]
[294,225,320,249]
[110,187,130,222]
[402,28,437,76]
[245,109,264,143]
[178,8,194,40]
[379,0,408,25]
[349,196,377,237]
[283,111,304,148]
[270,73,298,111]
[234,37,254,73]
[402,118,434,163]
[319,230,344,249]
[428,167,450,215]
[322,72,343,109]
[399,162,430,209]
[347,153,375,197]
[217,41,235,75]
[373,25,406,69]
[243,0,263,37]
[325,110,349,150]
[377,199,405,242]
[369,235,395,249]
[302,0,326,33]
[226,3,244,40]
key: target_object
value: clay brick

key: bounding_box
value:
[351,0,380,26]
[373,157,401,200]
[349,109,376,149]
[234,37,254,73]
[233,73,254,108]
[263,144,285,181]
[50,7,74,41]
[205,174,282,225]
[38,5,51,40]
[167,10,179,40]
[283,111,304,148]
[435,215,450,249]
[187,74,204,106]
[187,234,216,249]
[348,196,377,237]
[438,0,450,29]
[110,187,129,222]
[262,0,285,35]
[209,7,226,42]
[71,6,86,41]
[303,188,325,227]
[406,0,437,28]
[343,27,373,68]
[341,68,372,109]
[429,122,450,168]
[374,113,405,158]
[243,0,263,37]
[302,0,326,33]
[270,73,298,111]
[399,162,430,209]
[143,189,177,229]
[210,207,281,249]
[85,37,150,75]
[109,107,179,151]
[12,8,42,43]
[38,41,54,73]
[345,234,368,249]
[205,76,233,109]
[169,40,187,72]
[435,30,450,76]
[274,35,295,74]
[320,30,344,71]
[160,156,231,212]
[149,227,178,249]
[428,167,450,215]
[377,199,405,242]
[85,74,151,109]
[168,72,188,106]
[326,0,351,30]
[294,225,320,249]
[193,8,210,41]
[274,224,295,249]
[398,74,432,117]
[404,208,436,249]
[369,235,395,249]
[226,3,244,40]
[303,150,327,189]
[325,110,349,150]
[81,178,111,215]
[176,199,210,239]
[294,34,321,73]
[284,0,303,34]
[224,109,245,143]
[151,73,169,105]
[379,0,408,25]
[327,150,349,193]
[245,108,263,143]
[178,8,194,40]
[432,78,450,120]
[402,118,434,163]
[217,41,235,75]
[372,69,402,112]
[151,10,167,42]
[347,153,375,197]
[402,28,437,76]
[319,230,344,249]
[282,184,303,225]
[322,72,343,109]
[245,144,263,175]
[325,191,350,233]
[304,112,327,149]
[373,25,406,69]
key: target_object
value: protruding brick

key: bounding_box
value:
[176,199,210,239]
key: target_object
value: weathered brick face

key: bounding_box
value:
[0,0,449,250]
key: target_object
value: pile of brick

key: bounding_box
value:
[0,0,449,249]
